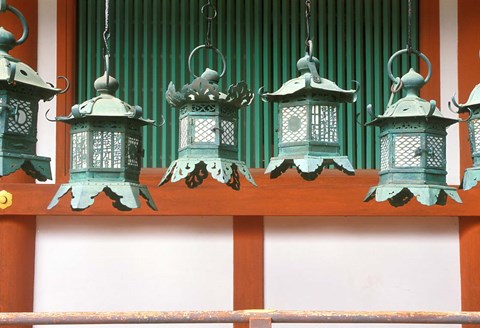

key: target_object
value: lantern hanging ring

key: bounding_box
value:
[188,44,226,79]
[201,2,217,20]
[202,0,217,48]
[0,4,29,46]
[387,48,432,85]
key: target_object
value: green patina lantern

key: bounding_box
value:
[160,1,255,190]
[48,0,157,211]
[0,4,61,180]
[161,56,255,190]
[364,49,461,206]
[48,75,157,211]
[450,84,480,190]
[260,0,357,180]
[260,55,357,180]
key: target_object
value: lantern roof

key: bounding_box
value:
[367,68,458,126]
[0,28,60,99]
[55,75,154,125]
[260,55,357,103]
[165,68,254,109]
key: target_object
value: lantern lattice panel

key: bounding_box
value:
[179,117,189,149]
[312,105,337,143]
[92,131,123,169]
[394,135,421,167]
[380,136,390,171]
[6,99,32,135]
[471,119,480,152]
[71,132,88,169]
[426,135,445,168]
[127,136,140,167]
[194,118,216,143]
[221,120,235,146]
[281,106,308,143]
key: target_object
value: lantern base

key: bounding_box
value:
[364,184,462,207]
[159,158,256,190]
[265,155,355,180]
[0,152,51,181]
[47,182,157,211]
[461,167,480,191]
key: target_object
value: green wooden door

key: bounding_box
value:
[77,0,419,169]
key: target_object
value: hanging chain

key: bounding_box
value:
[202,0,217,48]
[103,0,111,78]
[305,0,312,55]
[406,0,412,53]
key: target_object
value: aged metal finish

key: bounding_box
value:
[261,55,358,180]
[260,0,358,181]
[48,0,157,211]
[162,66,255,190]
[0,3,61,181]
[160,0,255,190]
[48,75,157,211]
[364,49,460,206]
[0,189,12,209]
[450,83,480,190]
[3,310,480,326]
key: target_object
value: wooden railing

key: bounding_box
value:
[1,310,480,326]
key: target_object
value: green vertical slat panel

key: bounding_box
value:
[170,3,179,163]
[96,1,103,78]
[113,0,123,94]
[400,0,408,75]
[151,0,160,167]
[272,1,280,156]
[364,0,374,169]
[142,1,152,167]
[77,0,419,170]
[253,1,262,167]
[244,0,252,166]
[336,0,346,156]
[281,0,290,84]
[412,0,419,71]
[291,1,299,76]
[382,0,392,115]
[373,1,383,168]
[354,1,365,169]
[391,0,401,80]
[345,0,356,165]
[160,1,170,166]
[235,1,245,163]
[263,0,272,166]
[85,1,96,100]
[317,0,327,75]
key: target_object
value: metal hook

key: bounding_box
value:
[44,109,57,122]
[355,112,363,126]
[366,104,377,120]
[258,86,268,103]
[57,76,71,94]
[152,115,166,128]
[448,95,474,122]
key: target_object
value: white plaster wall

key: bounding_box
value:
[265,216,461,328]
[439,0,460,185]
[37,0,57,183]
[34,216,234,328]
